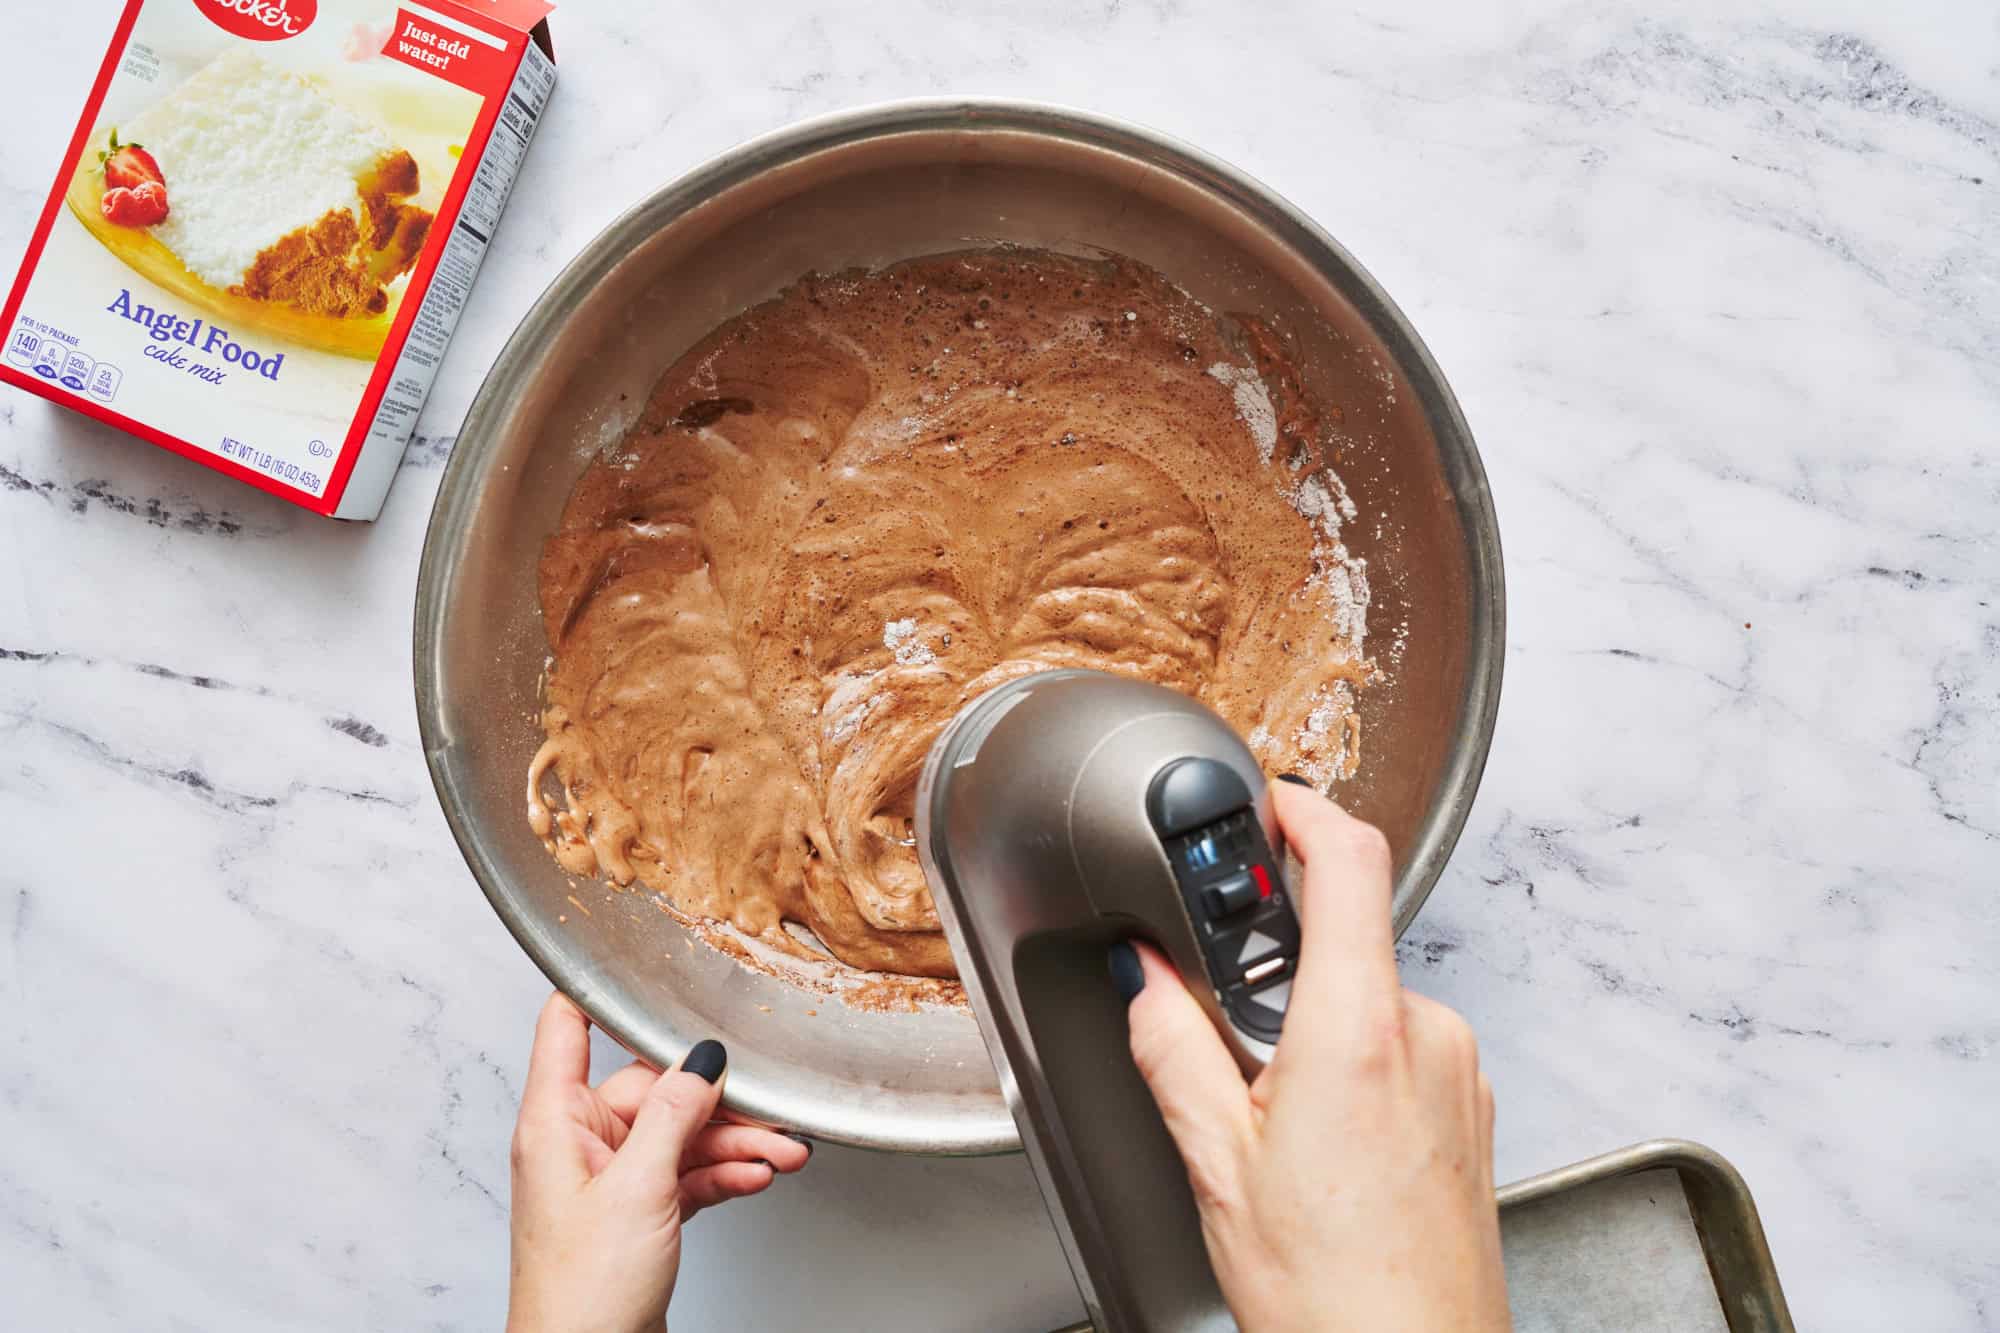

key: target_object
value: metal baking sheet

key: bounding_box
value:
[1047,1138,1791,1332]
[1500,1138,1792,1332]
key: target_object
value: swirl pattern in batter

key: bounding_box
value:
[529,250,1371,982]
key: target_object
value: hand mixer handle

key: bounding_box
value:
[920,670,1304,1333]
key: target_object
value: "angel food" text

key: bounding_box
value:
[106,288,285,381]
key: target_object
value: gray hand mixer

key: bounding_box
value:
[916,668,1300,1333]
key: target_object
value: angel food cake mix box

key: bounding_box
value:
[1,0,556,518]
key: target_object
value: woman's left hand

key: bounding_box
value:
[506,993,811,1333]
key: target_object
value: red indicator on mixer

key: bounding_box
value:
[1251,863,1273,898]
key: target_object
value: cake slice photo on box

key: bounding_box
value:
[65,49,445,360]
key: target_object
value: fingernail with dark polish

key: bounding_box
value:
[1108,941,1145,1002]
[784,1132,816,1159]
[682,1038,727,1084]
[1277,773,1313,788]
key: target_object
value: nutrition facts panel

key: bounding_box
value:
[362,38,556,501]
[460,43,556,239]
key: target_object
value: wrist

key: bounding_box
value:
[504,1304,665,1333]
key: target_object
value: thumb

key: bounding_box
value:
[605,1039,727,1199]
[1114,942,1252,1205]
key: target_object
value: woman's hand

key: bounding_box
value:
[506,994,811,1333]
[1114,780,1511,1333]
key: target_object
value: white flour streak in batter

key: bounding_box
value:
[1206,361,1279,464]
[883,618,937,667]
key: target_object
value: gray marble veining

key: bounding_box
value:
[3,2,1996,1329]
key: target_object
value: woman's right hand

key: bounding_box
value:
[1113,779,1511,1332]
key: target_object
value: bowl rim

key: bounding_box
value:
[413,96,1505,1154]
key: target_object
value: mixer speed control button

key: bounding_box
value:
[1201,871,1259,918]
[1249,978,1292,1015]
[1226,978,1290,1041]
[1207,912,1298,984]
[1237,929,1283,966]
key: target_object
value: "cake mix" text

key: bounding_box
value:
[106,289,285,382]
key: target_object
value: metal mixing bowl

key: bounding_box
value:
[414,101,1504,1154]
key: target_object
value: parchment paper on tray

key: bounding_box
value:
[1503,1167,1730,1332]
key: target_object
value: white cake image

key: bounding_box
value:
[117,50,432,318]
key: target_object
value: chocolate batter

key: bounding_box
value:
[529,250,1371,981]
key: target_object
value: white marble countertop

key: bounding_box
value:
[4,1,1996,1328]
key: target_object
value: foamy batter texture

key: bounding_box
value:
[529,250,1371,982]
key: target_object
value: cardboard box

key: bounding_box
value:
[1,0,556,519]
